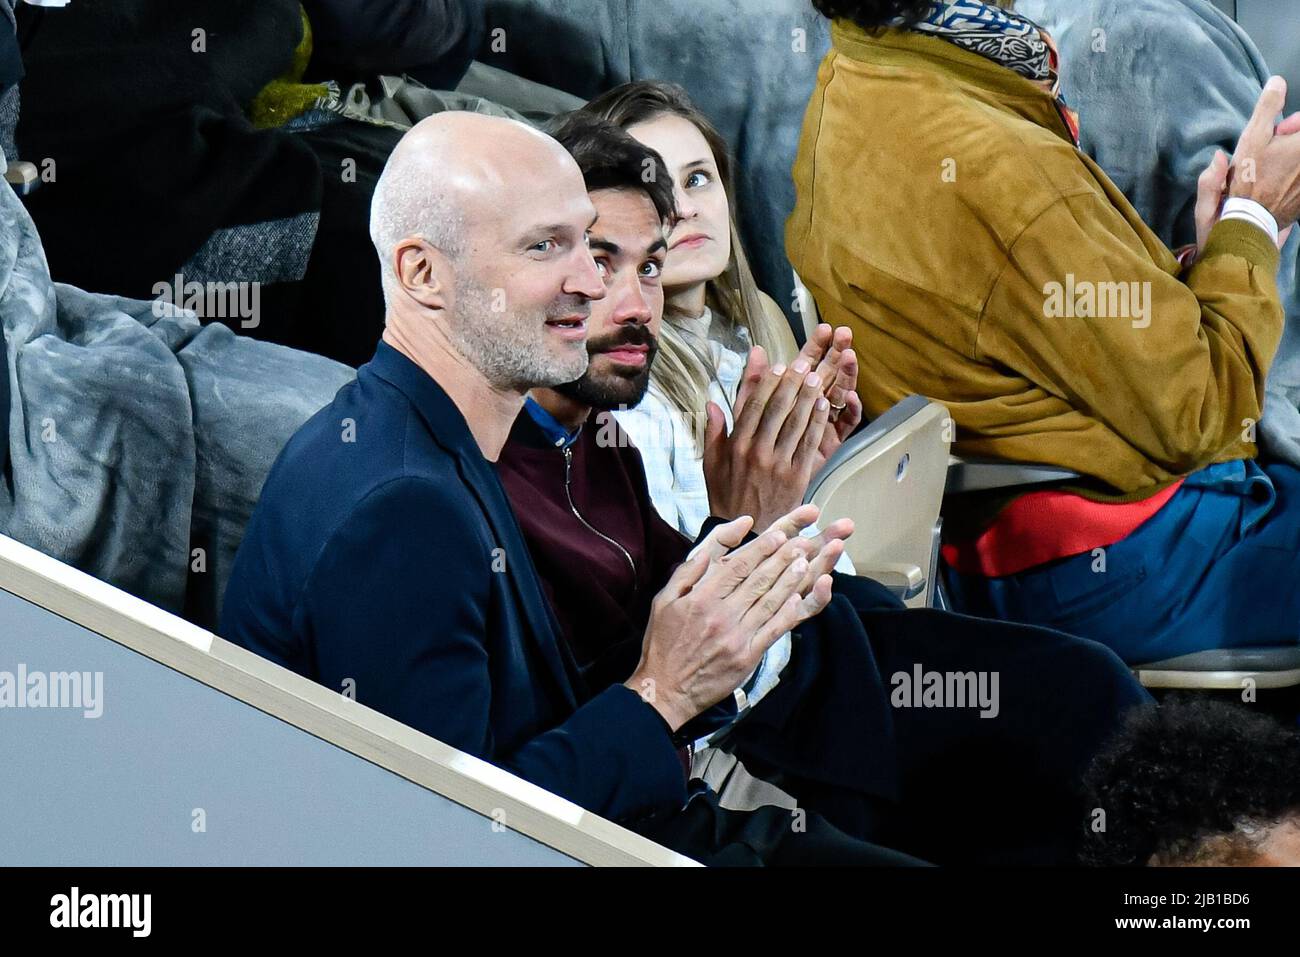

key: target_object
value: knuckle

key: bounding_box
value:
[754,594,780,620]
[753,567,779,593]
[723,635,749,666]
[768,591,797,622]
[702,611,727,636]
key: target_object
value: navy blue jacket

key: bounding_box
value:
[221,342,688,822]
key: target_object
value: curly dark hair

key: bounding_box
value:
[545,111,678,227]
[809,0,939,27]
[1082,697,1300,866]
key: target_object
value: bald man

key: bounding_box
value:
[219,113,870,859]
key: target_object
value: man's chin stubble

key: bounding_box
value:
[557,375,648,411]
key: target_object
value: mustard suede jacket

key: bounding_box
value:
[787,20,1283,497]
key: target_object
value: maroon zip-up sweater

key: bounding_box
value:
[496,409,692,692]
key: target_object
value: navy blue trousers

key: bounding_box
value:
[947,459,1300,664]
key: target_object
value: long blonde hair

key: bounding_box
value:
[583,81,795,448]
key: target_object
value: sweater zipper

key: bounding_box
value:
[562,446,638,588]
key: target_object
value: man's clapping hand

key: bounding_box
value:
[1224,77,1300,245]
[626,504,842,731]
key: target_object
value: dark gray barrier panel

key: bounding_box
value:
[0,535,696,867]
[1237,1,1300,114]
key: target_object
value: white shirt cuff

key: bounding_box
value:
[1220,197,1280,246]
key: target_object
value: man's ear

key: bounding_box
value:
[393,237,452,310]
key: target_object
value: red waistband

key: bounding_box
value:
[941,479,1185,577]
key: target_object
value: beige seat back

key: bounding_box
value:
[804,396,952,608]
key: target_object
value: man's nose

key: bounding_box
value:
[564,246,606,301]
[611,273,653,326]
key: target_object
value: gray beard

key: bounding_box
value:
[446,278,589,392]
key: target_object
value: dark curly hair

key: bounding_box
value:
[1082,697,1300,866]
[544,111,677,227]
[809,0,939,27]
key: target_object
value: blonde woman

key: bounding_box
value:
[585,80,860,537]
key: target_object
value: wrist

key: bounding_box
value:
[1220,196,1280,246]
[624,673,690,732]
[704,486,738,522]
[707,503,739,522]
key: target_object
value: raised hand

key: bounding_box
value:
[705,325,863,529]
[627,507,838,731]
[703,350,831,531]
[1228,77,1300,231]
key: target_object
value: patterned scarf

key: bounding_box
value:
[899,0,1080,145]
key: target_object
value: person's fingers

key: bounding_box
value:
[800,573,835,616]
[789,393,831,470]
[1242,76,1284,144]
[733,346,769,422]
[831,346,858,401]
[730,355,787,446]
[734,540,812,627]
[836,390,864,441]
[1195,149,1230,247]
[818,387,863,462]
[1237,76,1288,158]
[840,344,858,375]
[812,517,855,546]
[697,526,789,597]
[775,372,825,460]
[1201,149,1229,185]
[812,326,852,394]
[797,537,845,593]
[685,515,755,565]
[747,574,835,660]
[765,503,823,540]
[745,594,804,668]
[800,323,832,367]
[661,548,710,599]
[829,326,853,363]
[1277,111,1300,137]
[787,328,831,401]
[702,401,728,471]
[756,365,816,454]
